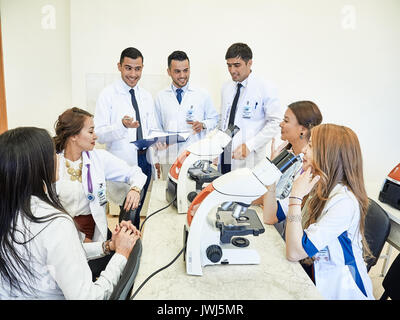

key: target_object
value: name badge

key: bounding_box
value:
[315,247,331,262]
[242,101,252,119]
[98,183,107,206]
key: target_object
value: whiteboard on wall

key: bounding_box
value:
[85,73,170,114]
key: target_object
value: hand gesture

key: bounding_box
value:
[232,143,250,160]
[291,167,320,199]
[189,121,204,134]
[123,189,141,211]
[122,116,140,128]
[270,138,289,160]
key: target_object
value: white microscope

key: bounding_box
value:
[166,125,239,214]
[184,150,302,276]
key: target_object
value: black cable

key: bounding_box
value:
[130,244,186,299]
[139,196,176,232]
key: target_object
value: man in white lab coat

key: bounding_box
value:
[154,50,219,176]
[94,47,159,228]
[220,43,283,173]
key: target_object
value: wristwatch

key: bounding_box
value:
[102,240,112,255]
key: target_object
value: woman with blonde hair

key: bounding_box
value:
[265,124,374,300]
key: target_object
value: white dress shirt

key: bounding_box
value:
[94,78,159,167]
[0,197,127,300]
[220,72,283,170]
[154,82,219,164]
[56,149,147,245]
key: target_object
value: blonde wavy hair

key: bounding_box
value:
[305,124,372,258]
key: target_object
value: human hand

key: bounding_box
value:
[123,189,141,211]
[154,141,168,150]
[291,167,320,199]
[271,138,289,160]
[155,162,161,179]
[122,116,140,128]
[232,143,250,160]
[190,121,204,134]
[114,225,140,259]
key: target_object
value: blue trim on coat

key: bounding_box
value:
[301,232,319,258]
[276,201,286,222]
[338,231,368,297]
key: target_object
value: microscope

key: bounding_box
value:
[184,150,302,276]
[166,125,239,214]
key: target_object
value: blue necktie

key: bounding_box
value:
[176,88,183,104]
[129,89,143,142]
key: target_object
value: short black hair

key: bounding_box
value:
[225,43,253,62]
[120,47,143,65]
[168,50,189,68]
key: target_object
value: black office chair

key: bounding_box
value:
[109,238,143,300]
[364,198,391,272]
[380,253,400,300]
[119,190,144,229]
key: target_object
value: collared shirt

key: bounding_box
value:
[94,78,159,166]
[0,196,127,299]
[220,72,283,170]
[171,83,189,101]
[276,184,375,300]
[154,82,219,164]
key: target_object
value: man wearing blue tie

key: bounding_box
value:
[154,51,219,175]
[94,47,159,228]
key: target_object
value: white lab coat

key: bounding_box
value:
[94,78,159,167]
[220,72,283,170]
[56,149,147,246]
[0,196,127,299]
[154,82,219,164]
[278,184,375,300]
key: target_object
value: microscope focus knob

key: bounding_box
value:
[206,245,223,263]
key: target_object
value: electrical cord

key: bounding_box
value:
[130,244,186,299]
[139,196,176,232]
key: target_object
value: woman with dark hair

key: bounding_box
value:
[259,101,322,235]
[279,124,374,299]
[54,107,146,279]
[0,127,139,299]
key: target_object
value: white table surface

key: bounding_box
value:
[130,179,322,300]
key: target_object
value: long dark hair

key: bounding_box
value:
[0,127,67,295]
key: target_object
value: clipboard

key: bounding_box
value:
[131,130,191,149]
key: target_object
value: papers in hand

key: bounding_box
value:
[131,130,191,149]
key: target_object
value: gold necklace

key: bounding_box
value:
[65,157,83,182]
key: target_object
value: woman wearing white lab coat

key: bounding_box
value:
[264,124,374,300]
[260,101,322,237]
[0,127,139,299]
[54,108,146,258]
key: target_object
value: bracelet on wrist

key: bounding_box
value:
[130,186,141,194]
[289,196,303,202]
[288,203,302,207]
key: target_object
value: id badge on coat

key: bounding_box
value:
[242,101,252,119]
[98,183,107,206]
[315,247,331,262]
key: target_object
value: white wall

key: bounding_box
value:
[1,0,71,133]
[2,0,400,189]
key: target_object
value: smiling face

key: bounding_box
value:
[73,116,97,152]
[226,57,252,83]
[301,136,313,171]
[168,59,190,88]
[118,56,143,88]
[280,108,306,143]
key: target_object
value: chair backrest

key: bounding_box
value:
[381,253,400,300]
[109,238,143,300]
[364,198,391,272]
